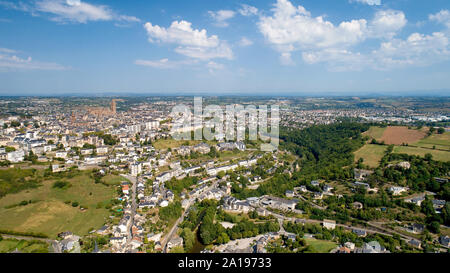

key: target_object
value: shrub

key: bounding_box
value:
[52,181,71,189]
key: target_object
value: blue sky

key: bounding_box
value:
[0,0,450,96]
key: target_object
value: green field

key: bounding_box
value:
[0,170,121,238]
[152,139,201,150]
[393,146,450,162]
[412,132,450,151]
[354,144,388,168]
[363,126,386,140]
[0,168,42,198]
[102,174,128,186]
[0,238,49,253]
[304,238,337,253]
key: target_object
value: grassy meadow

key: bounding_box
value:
[354,144,388,168]
[0,169,123,238]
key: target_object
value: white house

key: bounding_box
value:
[323,219,336,230]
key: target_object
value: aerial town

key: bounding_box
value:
[0,96,448,254]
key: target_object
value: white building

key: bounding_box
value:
[131,163,142,176]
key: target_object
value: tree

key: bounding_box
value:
[421,198,435,216]
[437,127,445,134]
[428,221,440,234]
[170,246,185,253]
[217,171,225,179]
[25,151,38,163]
[217,233,230,244]
[443,203,450,226]
[10,121,20,127]
[181,228,195,251]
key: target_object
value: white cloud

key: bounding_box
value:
[134,58,197,69]
[280,52,295,66]
[0,0,140,24]
[206,61,224,70]
[302,49,368,71]
[174,44,232,60]
[258,1,450,71]
[238,4,258,16]
[206,61,225,75]
[208,10,235,27]
[258,0,368,54]
[35,0,113,23]
[0,47,16,54]
[369,10,407,39]
[238,37,253,47]
[349,0,381,6]
[374,32,450,68]
[117,15,141,23]
[302,31,450,71]
[258,0,415,70]
[429,10,450,29]
[0,1,32,12]
[0,49,67,71]
[144,20,233,60]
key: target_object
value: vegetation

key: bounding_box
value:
[159,201,183,222]
[0,168,42,198]
[0,238,49,253]
[354,144,388,168]
[52,181,72,190]
[0,170,122,238]
[165,176,197,195]
[283,222,414,253]
[180,200,279,247]
[83,131,118,146]
[233,122,369,199]
[393,146,450,162]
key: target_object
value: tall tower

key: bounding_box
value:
[110,99,117,114]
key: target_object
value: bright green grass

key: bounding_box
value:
[363,126,386,140]
[0,239,49,253]
[304,238,338,253]
[412,132,450,151]
[393,146,450,162]
[354,144,388,168]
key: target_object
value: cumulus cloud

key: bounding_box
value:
[258,0,369,63]
[349,0,381,6]
[0,48,67,71]
[0,0,140,24]
[429,10,450,29]
[374,32,450,68]
[208,10,235,27]
[257,0,419,69]
[369,9,407,39]
[144,20,233,60]
[238,4,258,16]
[302,31,450,71]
